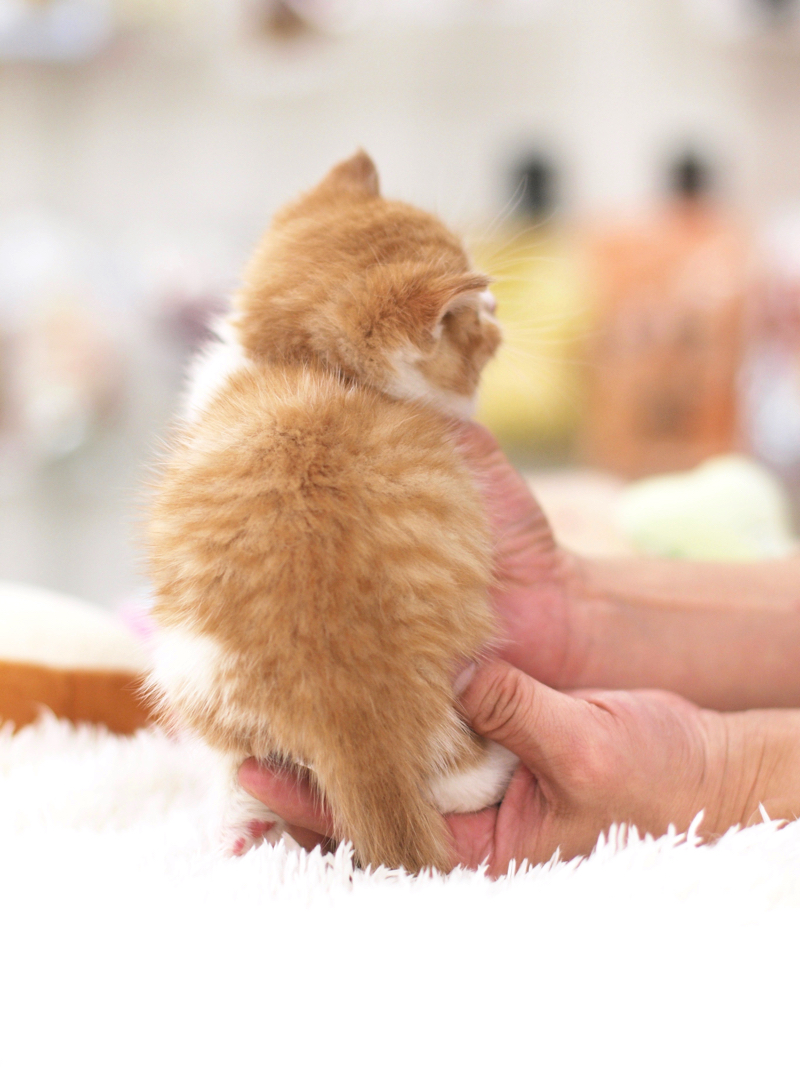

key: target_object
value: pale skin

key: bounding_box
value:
[239,423,800,875]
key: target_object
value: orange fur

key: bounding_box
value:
[147,152,503,873]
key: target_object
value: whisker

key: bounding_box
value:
[484,347,589,408]
[481,360,582,416]
[499,338,597,365]
[501,321,596,339]
[467,217,563,265]
[469,179,530,245]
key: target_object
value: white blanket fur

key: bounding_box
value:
[2,713,799,1066]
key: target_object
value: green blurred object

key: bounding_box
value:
[617,454,797,560]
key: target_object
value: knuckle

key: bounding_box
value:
[566,741,613,797]
[468,663,530,740]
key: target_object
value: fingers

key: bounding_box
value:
[452,419,504,464]
[460,659,589,774]
[454,421,558,571]
[569,687,705,717]
[238,759,336,851]
[445,808,499,871]
[282,822,331,854]
[453,423,531,518]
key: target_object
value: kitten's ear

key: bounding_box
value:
[321,150,380,197]
[432,273,491,327]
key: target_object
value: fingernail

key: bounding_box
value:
[454,661,477,696]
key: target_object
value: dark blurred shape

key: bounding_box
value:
[758,0,797,20]
[513,155,557,220]
[249,0,318,40]
[669,152,712,202]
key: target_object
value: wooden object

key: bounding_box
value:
[0,583,152,734]
[0,661,149,733]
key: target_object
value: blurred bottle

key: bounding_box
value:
[471,155,587,463]
[579,153,749,477]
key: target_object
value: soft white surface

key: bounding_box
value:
[0,582,148,671]
[2,715,800,1066]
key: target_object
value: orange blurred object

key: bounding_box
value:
[580,199,749,477]
[0,661,150,734]
[0,584,154,735]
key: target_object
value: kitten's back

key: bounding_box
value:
[149,361,495,871]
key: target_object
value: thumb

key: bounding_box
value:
[460,659,588,775]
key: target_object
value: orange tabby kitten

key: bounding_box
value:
[147,152,517,873]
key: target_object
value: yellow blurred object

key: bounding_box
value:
[471,227,587,459]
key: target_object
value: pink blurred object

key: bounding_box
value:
[117,592,157,649]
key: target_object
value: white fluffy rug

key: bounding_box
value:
[2,714,800,1067]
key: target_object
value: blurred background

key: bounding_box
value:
[3,0,800,607]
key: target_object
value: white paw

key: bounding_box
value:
[220,811,286,857]
[214,755,287,856]
[429,741,519,814]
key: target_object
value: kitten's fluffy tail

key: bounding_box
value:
[311,738,454,875]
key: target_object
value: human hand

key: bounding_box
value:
[455,422,585,690]
[445,661,724,873]
[239,659,782,876]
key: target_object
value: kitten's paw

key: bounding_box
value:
[211,753,288,856]
[218,779,286,857]
[222,815,285,857]
[429,740,519,814]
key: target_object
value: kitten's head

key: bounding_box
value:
[236,151,500,417]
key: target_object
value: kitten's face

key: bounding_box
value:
[236,151,501,417]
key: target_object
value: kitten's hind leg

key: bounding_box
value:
[428,738,519,815]
[214,751,287,857]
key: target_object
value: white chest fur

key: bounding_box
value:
[181,320,251,424]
